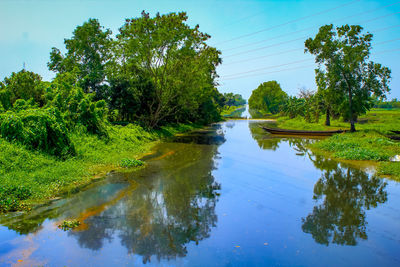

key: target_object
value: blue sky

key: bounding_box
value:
[1,0,399,99]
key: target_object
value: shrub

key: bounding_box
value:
[120,158,144,168]
[0,108,75,157]
[58,219,81,230]
[0,185,32,212]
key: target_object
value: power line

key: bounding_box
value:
[220,49,400,81]
[224,48,303,66]
[221,38,400,79]
[223,27,314,53]
[222,64,316,81]
[222,13,400,59]
[223,58,313,78]
[223,25,400,66]
[219,2,400,54]
[224,36,307,58]
[215,0,361,45]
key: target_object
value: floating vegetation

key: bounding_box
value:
[58,219,81,231]
[120,158,144,168]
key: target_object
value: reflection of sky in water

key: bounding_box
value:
[1,120,400,266]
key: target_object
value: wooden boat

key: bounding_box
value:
[260,126,344,136]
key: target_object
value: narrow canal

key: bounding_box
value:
[1,120,400,266]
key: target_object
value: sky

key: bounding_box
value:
[0,0,399,100]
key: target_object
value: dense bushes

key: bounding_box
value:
[0,185,32,212]
[0,108,75,157]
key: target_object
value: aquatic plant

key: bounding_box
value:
[58,219,81,231]
[120,158,144,168]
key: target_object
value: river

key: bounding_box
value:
[0,120,400,266]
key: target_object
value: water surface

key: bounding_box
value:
[1,120,400,266]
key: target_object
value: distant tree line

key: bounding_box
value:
[222,93,246,107]
[373,98,400,109]
[248,24,391,131]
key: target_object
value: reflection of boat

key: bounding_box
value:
[260,126,344,136]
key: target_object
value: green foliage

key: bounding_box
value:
[120,158,144,168]
[222,93,246,107]
[305,24,391,131]
[46,72,108,136]
[0,123,193,212]
[116,11,222,127]
[378,162,400,179]
[221,105,245,116]
[312,133,399,161]
[0,108,75,157]
[48,18,112,95]
[248,80,287,115]
[1,69,45,108]
[58,219,81,230]
[374,98,400,109]
[281,96,306,119]
[0,185,32,212]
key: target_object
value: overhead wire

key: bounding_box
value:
[223,24,400,66]
[220,48,400,81]
[222,11,400,59]
[215,0,362,45]
[222,1,400,53]
[222,36,400,77]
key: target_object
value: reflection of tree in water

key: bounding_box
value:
[245,129,388,246]
[302,166,387,246]
[69,130,222,264]
[248,122,281,151]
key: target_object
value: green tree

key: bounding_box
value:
[116,11,221,128]
[1,70,45,108]
[48,18,112,96]
[305,24,391,132]
[46,71,108,136]
[223,93,246,107]
[248,80,287,114]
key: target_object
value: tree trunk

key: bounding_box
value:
[325,108,330,126]
[348,87,356,132]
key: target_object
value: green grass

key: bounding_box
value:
[275,109,400,180]
[0,122,199,212]
[311,132,400,161]
[276,108,400,134]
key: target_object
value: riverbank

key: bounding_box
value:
[273,109,400,180]
[0,123,199,213]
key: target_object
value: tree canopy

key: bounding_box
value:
[48,18,113,96]
[305,24,391,131]
[248,80,287,115]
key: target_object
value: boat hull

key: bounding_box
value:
[261,126,344,136]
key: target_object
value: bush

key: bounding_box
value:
[0,108,75,157]
[0,185,32,212]
[120,158,144,168]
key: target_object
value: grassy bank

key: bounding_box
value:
[274,109,400,180]
[0,123,198,213]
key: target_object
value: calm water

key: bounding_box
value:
[1,120,400,266]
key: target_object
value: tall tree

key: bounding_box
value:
[305,24,391,132]
[48,18,113,96]
[116,11,221,128]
